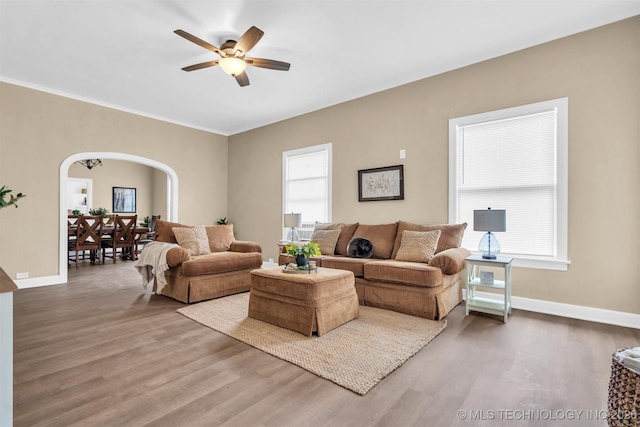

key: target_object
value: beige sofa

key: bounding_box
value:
[279,221,470,320]
[151,220,263,303]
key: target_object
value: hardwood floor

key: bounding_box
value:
[13,262,640,426]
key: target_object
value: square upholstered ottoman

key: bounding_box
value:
[249,266,359,336]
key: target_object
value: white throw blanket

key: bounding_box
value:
[615,346,640,375]
[134,241,179,295]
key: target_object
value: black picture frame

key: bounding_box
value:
[358,165,404,202]
[112,187,136,213]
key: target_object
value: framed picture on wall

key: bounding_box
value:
[112,187,136,213]
[358,165,404,202]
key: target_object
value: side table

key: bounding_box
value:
[465,255,513,323]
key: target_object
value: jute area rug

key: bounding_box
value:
[177,293,446,395]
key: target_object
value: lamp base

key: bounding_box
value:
[478,232,501,260]
[287,227,299,243]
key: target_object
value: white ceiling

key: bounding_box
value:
[1,1,638,136]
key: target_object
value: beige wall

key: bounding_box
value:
[229,17,640,314]
[0,83,228,279]
[0,17,637,315]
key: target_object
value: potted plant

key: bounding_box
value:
[141,216,151,227]
[0,185,26,211]
[285,242,320,267]
[89,207,112,218]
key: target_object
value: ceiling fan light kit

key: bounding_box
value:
[175,26,290,87]
[219,57,247,76]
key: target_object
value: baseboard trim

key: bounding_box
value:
[14,275,65,289]
[463,290,640,329]
[15,274,640,329]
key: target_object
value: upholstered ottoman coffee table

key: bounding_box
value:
[249,266,359,336]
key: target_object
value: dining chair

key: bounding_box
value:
[135,214,161,257]
[68,215,104,267]
[102,214,138,263]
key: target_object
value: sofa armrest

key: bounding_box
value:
[429,247,471,275]
[230,240,262,253]
[166,246,191,267]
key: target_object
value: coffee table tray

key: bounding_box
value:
[282,266,319,274]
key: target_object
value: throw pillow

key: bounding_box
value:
[347,237,374,258]
[313,222,359,256]
[391,221,467,258]
[172,226,211,256]
[394,230,441,263]
[154,219,190,243]
[205,224,235,252]
[311,228,342,255]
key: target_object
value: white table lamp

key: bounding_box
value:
[474,208,506,259]
[283,213,302,242]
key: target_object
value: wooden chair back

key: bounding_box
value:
[74,215,104,250]
[67,215,79,227]
[111,215,138,246]
[135,214,161,257]
[68,215,103,267]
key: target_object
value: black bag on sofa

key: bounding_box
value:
[347,237,374,258]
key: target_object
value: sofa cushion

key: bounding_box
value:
[205,224,235,252]
[364,260,443,288]
[394,230,441,263]
[320,256,373,277]
[314,222,359,256]
[310,228,342,255]
[231,240,262,253]
[391,221,467,258]
[352,222,399,259]
[154,219,189,243]
[181,251,263,276]
[173,226,211,256]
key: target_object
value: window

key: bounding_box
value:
[449,98,569,271]
[283,143,332,240]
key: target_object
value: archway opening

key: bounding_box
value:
[59,152,178,283]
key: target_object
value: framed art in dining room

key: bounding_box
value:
[112,186,136,213]
[358,165,404,202]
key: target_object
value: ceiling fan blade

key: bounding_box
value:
[234,26,264,55]
[181,60,219,72]
[174,29,222,55]
[245,57,290,71]
[235,71,250,87]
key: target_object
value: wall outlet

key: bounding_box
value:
[400,149,406,159]
[268,258,274,263]
[16,272,28,279]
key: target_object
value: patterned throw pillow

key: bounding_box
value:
[311,228,342,255]
[172,226,211,256]
[394,230,441,263]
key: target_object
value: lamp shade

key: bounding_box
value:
[473,209,506,232]
[219,57,247,76]
[283,213,302,228]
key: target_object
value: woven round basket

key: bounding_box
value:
[607,348,640,427]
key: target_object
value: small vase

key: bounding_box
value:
[295,254,308,267]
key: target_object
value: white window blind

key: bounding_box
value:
[449,98,568,270]
[283,143,332,239]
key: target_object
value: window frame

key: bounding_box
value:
[282,142,332,240]
[448,98,569,271]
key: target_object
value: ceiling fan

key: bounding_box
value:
[174,26,290,87]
